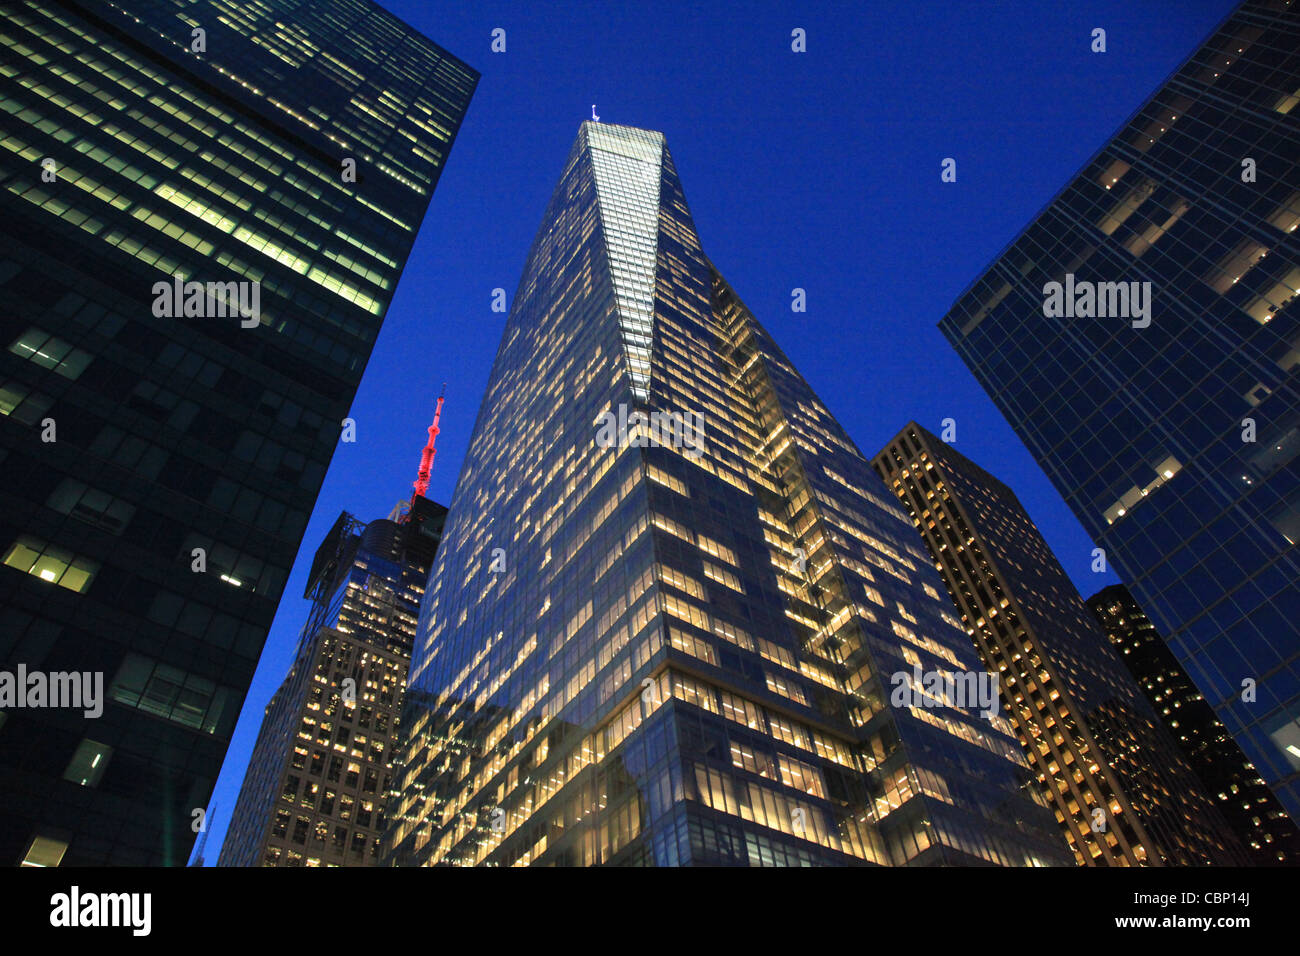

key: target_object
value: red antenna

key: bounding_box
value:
[412,384,445,504]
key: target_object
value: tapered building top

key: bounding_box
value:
[581,122,666,400]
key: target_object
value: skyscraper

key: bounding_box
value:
[873,424,1246,865]
[382,122,1071,867]
[1087,583,1300,864]
[0,0,475,865]
[218,493,446,867]
[938,0,1300,819]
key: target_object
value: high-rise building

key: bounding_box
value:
[1087,583,1300,864]
[937,0,1300,820]
[0,0,475,865]
[382,121,1072,868]
[219,492,446,867]
[873,424,1247,865]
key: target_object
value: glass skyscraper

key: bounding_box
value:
[938,0,1300,820]
[0,0,475,865]
[383,122,1071,867]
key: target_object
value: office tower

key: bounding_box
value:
[873,424,1246,865]
[1088,583,1300,863]
[938,0,1300,820]
[0,0,475,865]
[219,491,447,867]
[382,121,1071,868]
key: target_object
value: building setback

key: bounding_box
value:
[381,122,1072,868]
[1087,583,1300,864]
[219,495,446,867]
[938,0,1300,820]
[873,424,1247,865]
[0,0,475,865]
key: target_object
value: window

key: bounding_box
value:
[46,479,136,534]
[63,739,112,787]
[8,327,92,379]
[20,833,68,867]
[3,536,99,592]
[0,379,54,424]
[108,653,234,734]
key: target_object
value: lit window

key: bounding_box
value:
[0,379,54,424]
[8,328,92,379]
[63,739,113,787]
[2,536,99,593]
[20,834,68,867]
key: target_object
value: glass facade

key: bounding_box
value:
[874,424,1247,865]
[0,0,475,864]
[938,0,1300,821]
[219,496,446,867]
[382,122,1071,867]
[1087,583,1300,864]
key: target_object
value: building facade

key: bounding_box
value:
[874,424,1247,865]
[219,495,447,867]
[938,0,1300,820]
[382,122,1072,868]
[1088,583,1300,864]
[0,0,475,865]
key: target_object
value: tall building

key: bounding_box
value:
[938,0,1300,820]
[1087,583,1300,864]
[873,424,1247,865]
[382,121,1072,868]
[0,0,475,865]
[219,491,446,867]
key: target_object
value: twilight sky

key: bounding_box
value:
[198,0,1238,863]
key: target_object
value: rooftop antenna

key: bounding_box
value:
[409,384,445,514]
[591,104,600,122]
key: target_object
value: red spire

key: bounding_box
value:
[412,385,445,503]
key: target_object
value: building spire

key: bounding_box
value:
[591,104,599,122]
[411,385,445,505]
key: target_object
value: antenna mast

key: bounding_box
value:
[411,385,445,508]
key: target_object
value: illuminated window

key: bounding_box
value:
[63,739,112,787]
[0,379,54,424]
[2,535,98,592]
[20,833,68,867]
[8,327,92,379]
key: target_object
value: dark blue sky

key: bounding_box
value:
[198,0,1237,862]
